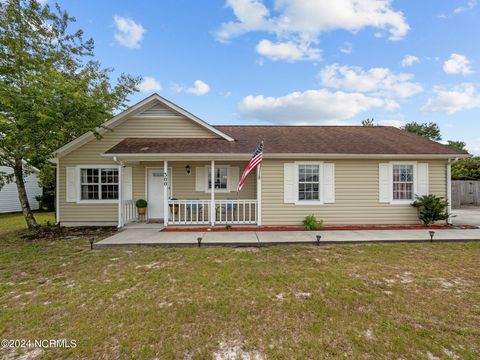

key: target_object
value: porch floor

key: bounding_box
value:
[94,228,480,248]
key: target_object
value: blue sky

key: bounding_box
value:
[54,0,480,153]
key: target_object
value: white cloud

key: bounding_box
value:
[443,53,473,75]
[215,0,274,42]
[239,89,394,124]
[438,0,477,18]
[175,80,210,96]
[216,0,409,61]
[255,39,320,62]
[318,64,423,98]
[339,42,353,54]
[465,138,480,155]
[137,76,162,93]
[421,83,480,114]
[376,119,405,127]
[454,0,477,14]
[113,15,146,49]
[401,55,419,67]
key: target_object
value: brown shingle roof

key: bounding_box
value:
[104,126,466,156]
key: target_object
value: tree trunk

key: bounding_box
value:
[13,158,38,229]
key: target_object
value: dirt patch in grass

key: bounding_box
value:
[18,225,117,242]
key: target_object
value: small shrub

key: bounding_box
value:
[135,199,148,208]
[411,194,449,226]
[225,224,232,231]
[303,214,323,230]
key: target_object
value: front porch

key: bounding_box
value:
[117,159,260,227]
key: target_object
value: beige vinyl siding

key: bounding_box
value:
[261,159,447,226]
[58,113,219,225]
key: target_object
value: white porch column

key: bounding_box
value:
[118,164,124,228]
[164,160,169,227]
[447,159,452,224]
[211,160,215,226]
[257,164,262,226]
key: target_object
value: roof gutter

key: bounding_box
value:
[101,152,470,160]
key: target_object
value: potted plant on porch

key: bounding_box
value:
[169,198,179,216]
[135,199,148,216]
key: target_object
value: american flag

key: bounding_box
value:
[237,142,264,192]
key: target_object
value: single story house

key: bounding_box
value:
[0,164,42,213]
[52,94,468,228]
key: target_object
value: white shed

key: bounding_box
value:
[0,166,42,213]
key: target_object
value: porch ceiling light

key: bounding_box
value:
[185,165,191,175]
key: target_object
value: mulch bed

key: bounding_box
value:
[19,225,117,241]
[162,224,479,232]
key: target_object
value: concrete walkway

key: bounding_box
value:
[94,228,480,248]
[452,206,480,226]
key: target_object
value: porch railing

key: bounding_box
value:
[214,200,257,225]
[123,199,137,225]
[168,199,212,225]
[167,199,257,225]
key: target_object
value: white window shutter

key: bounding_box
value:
[123,167,133,201]
[323,163,335,203]
[417,163,429,197]
[229,166,240,192]
[195,167,205,192]
[284,163,295,203]
[379,163,391,203]
[66,167,77,202]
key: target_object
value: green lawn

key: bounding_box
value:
[0,213,479,359]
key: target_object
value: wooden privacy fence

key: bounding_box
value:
[452,180,480,208]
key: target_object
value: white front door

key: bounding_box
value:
[147,168,165,219]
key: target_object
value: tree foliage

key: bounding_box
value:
[411,195,449,226]
[361,118,375,126]
[0,0,139,227]
[447,140,467,152]
[401,122,442,141]
[452,157,480,180]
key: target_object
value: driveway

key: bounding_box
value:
[452,206,480,226]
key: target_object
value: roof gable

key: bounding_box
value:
[53,94,234,158]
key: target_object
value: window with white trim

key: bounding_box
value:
[207,166,228,190]
[392,164,414,201]
[298,164,320,201]
[80,168,119,200]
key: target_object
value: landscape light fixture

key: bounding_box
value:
[316,235,322,246]
[89,237,95,250]
[197,237,202,247]
[429,231,435,242]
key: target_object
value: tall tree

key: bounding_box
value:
[361,118,375,126]
[446,140,467,152]
[0,0,139,228]
[402,122,442,141]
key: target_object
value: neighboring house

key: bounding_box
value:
[51,94,468,228]
[0,165,42,213]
